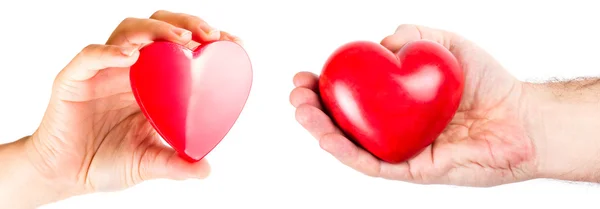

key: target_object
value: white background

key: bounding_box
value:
[1,0,600,208]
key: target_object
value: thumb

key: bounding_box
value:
[380,24,463,54]
[137,145,211,181]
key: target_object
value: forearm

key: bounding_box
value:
[524,78,600,182]
[0,136,68,209]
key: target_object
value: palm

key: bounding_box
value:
[291,25,536,187]
[37,63,208,192]
[22,11,230,201]
[84,111,162,192]
[36,66,148,190]
[401,40,536,186]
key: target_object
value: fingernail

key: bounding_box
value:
[232,36,243,45]
[120,46,137,56]
[173,28,192,39]
[208,29,221,40]
[199,24,213,33]
[198,24,220,40]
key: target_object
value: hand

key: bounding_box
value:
[22,10,240,196]
[290,24,536,187]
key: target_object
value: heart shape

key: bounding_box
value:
[318,40,464,163]
[130,41,253,162]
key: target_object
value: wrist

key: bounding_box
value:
[0,136,75,208]
[523,81,600,182]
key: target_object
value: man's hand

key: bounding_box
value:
[290,24,538,186]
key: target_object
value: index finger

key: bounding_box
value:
[293,71,319,90]
[106,17,192,47]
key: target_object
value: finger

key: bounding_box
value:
[376,141,477,185]
[87,67,133,99]
[377,156,415,182]
[58,44,138,82]
[138,145,211,181]
[295,104,343,140]
[106,17,192,47]
[183,40,202,51]
[150,10,220,43]
[292,71,319,90]
[295,103,382,177]
[54,44,138,102]
[380,24,460,53]
[319,133,382,177]
[166,154,211,180]
[320,132,419,182]
[290,87,322,109]
[219,31,242,45]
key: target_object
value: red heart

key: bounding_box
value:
[318,40,464,163]
[130,41,253,162]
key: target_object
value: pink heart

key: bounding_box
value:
[130,41,253,162]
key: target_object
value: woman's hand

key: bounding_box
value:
[2,10,240,208]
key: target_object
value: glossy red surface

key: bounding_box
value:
[130,41,253,162]
[319,40,464,163]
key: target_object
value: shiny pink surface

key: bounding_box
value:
[130,41,253,162]
[319,40,464,163]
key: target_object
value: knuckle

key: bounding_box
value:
[119,17,138,27]
[80,44,111,58]
[289,87,304,100]
[188,14,204,21]
[79,44,114,67]
[395,24,419,33]
[79,44,99,57]
[179,13,205,27]
[106,18,138,45]
[116,17,141,34]
[395,24,409,31]
[289,88,299,105]
[150,19,174,30]
[150,10,169,19]
[194,18,208,26]
[294,104,313,125]
[98,46,112,57]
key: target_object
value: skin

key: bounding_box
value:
[2,14,600,209]
[0,10,241,209]
[290,24,600,186]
